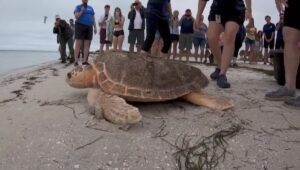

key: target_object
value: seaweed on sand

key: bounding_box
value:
[172,124,244,170]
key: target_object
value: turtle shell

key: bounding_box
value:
[92,51,208,102]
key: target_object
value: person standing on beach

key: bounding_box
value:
[112,7,125,51]
[196,0,252,88]
[169,10,180,59]
[74,0,97,66]
[99,5,113,52]
[128,0,146,53]
[53,15,74,63]
[263,15,276,65]
[244,18,256,64]
[266,0,300,108]
[193,15,207,63]
[142,0,172,58]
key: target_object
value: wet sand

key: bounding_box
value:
[0,56,299,170]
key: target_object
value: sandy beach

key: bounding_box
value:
[0,56,299,170]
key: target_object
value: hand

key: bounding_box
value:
[54,21,60,27]
[81,6,86,12]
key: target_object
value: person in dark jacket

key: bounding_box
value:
[128,0,146,52]
[53,15,74,63]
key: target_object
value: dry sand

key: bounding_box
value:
[0,57,299,170]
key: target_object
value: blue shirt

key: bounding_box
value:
[147,0,170,20]
[74,4,95,26]
[263,23,275,39]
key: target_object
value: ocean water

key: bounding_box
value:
[0,50,59,74]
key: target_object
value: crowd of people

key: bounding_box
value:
[53,0,300,108]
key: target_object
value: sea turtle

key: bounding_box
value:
[66,51,233,125]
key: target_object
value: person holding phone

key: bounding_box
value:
[99,5,113,52]
[73,0,97,66]
[196,0,252,88]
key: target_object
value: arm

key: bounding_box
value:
[244,0,252,19]
[120,16,125,28]
[167,2,172,18]
[196,0,207,28]
[74,6,85,19]
[275,0,287,13]
[93,15,97,34]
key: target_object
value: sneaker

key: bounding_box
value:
[210,68,220,80]
[82,62,90,65]
[217,74,231,88]
[265,87,295,101]
[284,96,300,109]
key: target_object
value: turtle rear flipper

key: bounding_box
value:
[182,92,234,111]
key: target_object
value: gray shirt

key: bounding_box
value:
[194,23,207,39]
[169,17,179,35]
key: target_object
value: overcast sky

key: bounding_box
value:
[0,0,279,51]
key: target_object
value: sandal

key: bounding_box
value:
[82,62,90,65]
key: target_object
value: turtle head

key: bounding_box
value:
[66,65,98,88]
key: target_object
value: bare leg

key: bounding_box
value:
[245,43,249,63]
[118,35,124,51]
[112,36,118,50]
[264,48,269,64]
[207,22,223,68]
[194,47,199,62]
[100,43,104,52]
[129,44,134,52]
[200,47,205,63]
[106,44,110,51]
[186,50,191,62]
[136,45,141,53]
[220,22,239,75]
[74,39,83,64]
[83,40,91,63]
[173,41,178,59]
[283,27,300,91]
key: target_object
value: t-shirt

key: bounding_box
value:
[134,10,143,29]
[74,4,95,26]
[180,17,194,34]
[147,0,170,20]
[276,22,283,40]
[169,18,179,35]
[246,27,256,40]
[236,25,246,42]
[263,23,276,39]
[194,23,208,38]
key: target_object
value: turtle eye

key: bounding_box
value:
[67,73,72,79]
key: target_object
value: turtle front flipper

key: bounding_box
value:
[88,89,142,125]
[182,92,234,111]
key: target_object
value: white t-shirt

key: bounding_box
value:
[134,10,143,29]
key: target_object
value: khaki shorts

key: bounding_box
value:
[179,34,193,50]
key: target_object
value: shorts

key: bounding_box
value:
[264,38,275,49]
[208,0,245,26]
[170,34,179,42]
[245,37,255,45]
[284,0,300,30]
[75,23,93,40]
[113,30,124,37]
[193,37,206,49]
[179,34,193,50]
[128,30,145,46]
[100,28,111,44]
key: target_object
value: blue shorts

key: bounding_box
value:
[193,37,206,49]
[245,37,255,45]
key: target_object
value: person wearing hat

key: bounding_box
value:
[74,0,97,66]
[53,15,74,63]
